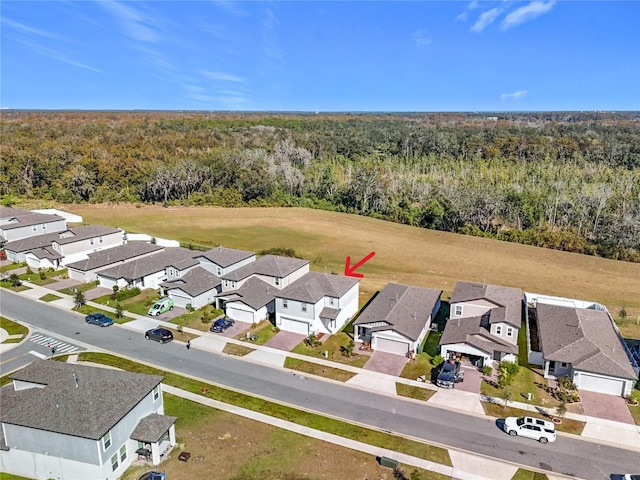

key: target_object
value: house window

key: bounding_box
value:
[301,303,307,313]
[495,326,502,335]
[561,362,568,368]
[283,299,288,309]
[153,385,160,401]
[454,305,462,316]
[506,327,513,337]
[102,431,112,450]
[119,445,127,463]
[329,298,335,306]
[111,453,119,471]
[275,278,280,286]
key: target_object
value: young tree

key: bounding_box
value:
[74,290,86,310]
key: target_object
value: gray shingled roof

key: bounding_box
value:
[1,361,163,440]
[220,277,278,310]
[537,304,637,379]
[161,266,221,297]
[4,225,122,254]
[98,247,197,281]
[439,315,519,355]
[28,246,63,261]
[221,255,309,281]
[319,307,341,320]
[275,272,359,303]
[130,413,177,443]
[66,243,165,272]
[450,281,522,328]
[196,246,255,268]
[0,208,64,230]
[353,283,442,341]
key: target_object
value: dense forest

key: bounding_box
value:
[1,110,639,262]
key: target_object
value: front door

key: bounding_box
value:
[548,361,556,375]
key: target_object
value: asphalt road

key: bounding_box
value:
[1,290,639,479]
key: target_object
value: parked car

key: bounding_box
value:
[503,416,556,444]
[435,361,463,388]
[148,297,174,316]
[610,475,640,480]
[85,313,114,327]
[138,472,166,480]
[145,328,174,344]
[210,317,235,333]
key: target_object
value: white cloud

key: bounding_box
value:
[501,90,528,100]
[471,7,502,32]
[100,1,160,43]
[1,17,63,40]
[501,1,555,30]
[456,1,479,22]
[202,71,246,83]
[262,7,285,65]
[412,30,432,46]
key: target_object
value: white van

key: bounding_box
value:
[148,297,174,316]
[503,416,556,443]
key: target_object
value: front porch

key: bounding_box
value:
[131,413,177,466]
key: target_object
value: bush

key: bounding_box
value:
[38,268,46,280]
[115,303,123,319]
[432,354,445,367]
[482,365,493,376]
[340,340,355,357]
[305,332,321,347]
[186,303,194,312]
[26,266,33,275]
[114,286,141,301]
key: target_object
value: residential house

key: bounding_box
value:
[439,281,521,367]
[66,243,165,283]
[96,247,198,291]
[0,360,176,480]
[160,266,221,310]
[216,255,310,323]
[274,272,360,336]
[0,207,67,244]
[353,283,442,356]
[4,225,124,268]
[194,246,256,277]
[525,292,639,396]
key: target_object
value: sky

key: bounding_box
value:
[1,1,639,112]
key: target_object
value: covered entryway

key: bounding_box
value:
[279,317,310,335]
[226,305,254,323]
[578,373,626,396]
[374,337,409,356]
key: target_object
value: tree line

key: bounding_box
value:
[1,110,638,261]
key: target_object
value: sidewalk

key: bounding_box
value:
[5,281,640,463]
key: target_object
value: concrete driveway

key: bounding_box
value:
[84,286,112,300]
[46,278,81,291]
[579,389,635,424]
[264,331,306,351]
[362,350,407,376]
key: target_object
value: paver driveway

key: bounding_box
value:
[362,350,407,376]
[579,389,635,424]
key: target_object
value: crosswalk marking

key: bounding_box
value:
[29,350,48,359]
[29,334,78,354]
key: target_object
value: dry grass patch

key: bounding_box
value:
[223,343,255,356]
[66,204,640,315]
[284,357,356,382]
[396,383,437,402]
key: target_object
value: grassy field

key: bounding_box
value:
[65,204,640,331]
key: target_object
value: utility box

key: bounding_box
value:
[378,456,398,469]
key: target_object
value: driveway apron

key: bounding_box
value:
[362,350,408,376]
[264,331,306,351]
[579,390,635,424]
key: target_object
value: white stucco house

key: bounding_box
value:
[66,243,165,283]
[4,225,124,269]
[439,281,521,367]
[353,283,442,356]
[0,207,67,244]
[216,255,310,323]
[525,292,639,397]
[160,266,221,310]
[274,272,360,336]
[0,360,176,480]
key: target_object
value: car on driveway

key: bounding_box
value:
[145,328,174,344]
[85,313,114,327]
[503,416,556,444]
[148,297,174,316]
[435,361,464,388]
[210,317,235,333]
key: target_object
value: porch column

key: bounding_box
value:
[169,425,176,445]
[151,444,161,466]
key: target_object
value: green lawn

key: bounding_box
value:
[0,472,35,480]
[0,262,26,274]
[234,320,278,345]
[77,352,453,468]
[289,331,370,368]
[92,288,160,316]
[283,357,357,382]
[0,316,29,337]
[511,469,549,480]
[0,281,31,292]
[58,281,99,295]
[39,293,62,302]
[400,331,442,381]
[628,388,640,426]
[169,304,225,332]
[396,383,437,402]
[17,268,66,285]
[222,343,255,356]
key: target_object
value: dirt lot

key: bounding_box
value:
[120,394,441,480]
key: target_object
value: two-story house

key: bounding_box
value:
[0,207,67,244]
[274,272,360,336]
[353,283,442,356]
[216,255,310,323]
[0,360,176,480]
[439,281,522,368]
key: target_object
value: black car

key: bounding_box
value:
[210,317,235,333]
[145,328,174,344]
[435,361,464,388]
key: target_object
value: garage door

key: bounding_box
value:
[375,337,409,356]
[169,293,191,309]
[279,317,309,335]
[578,373,625,396]
[226,306,254,323]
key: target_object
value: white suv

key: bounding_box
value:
[503,416,556,444]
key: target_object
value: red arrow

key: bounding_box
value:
[344,251,376,278]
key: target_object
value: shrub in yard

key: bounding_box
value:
[482,365,493,376]
[186,303,194,312]
[9,273,21,287]
[115,303,123,319]
[305,332,321,347]
[431,354,445,367]
[115,286,141,301]
[38,268,46,280]
[340,340,355,357]
[557,375,576,391]
[26,266,33,275]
